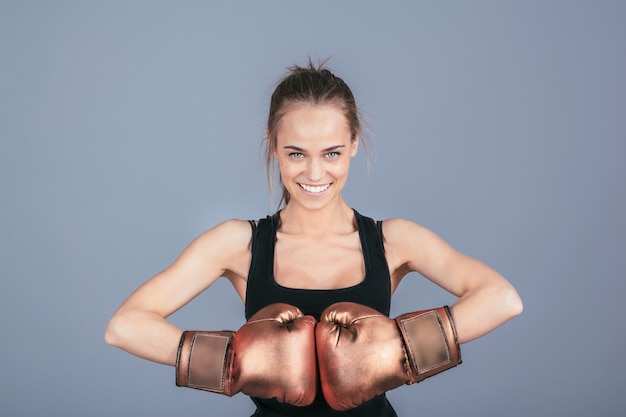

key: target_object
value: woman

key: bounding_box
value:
[105,61,523,416]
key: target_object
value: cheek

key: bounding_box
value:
[330,159,351,177]
[277,160,298,178]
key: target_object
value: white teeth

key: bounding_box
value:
[299,183,330,193]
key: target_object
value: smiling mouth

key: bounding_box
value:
[299,183,331,193]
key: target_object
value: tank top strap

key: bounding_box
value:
[248,219,258,253]
[245,214,273,320]
[353,210,391,316]
[376,220,386,252]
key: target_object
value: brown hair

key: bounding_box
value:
[265,58,363,208]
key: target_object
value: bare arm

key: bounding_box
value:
[104,219,252,365]
[383,219,523,344]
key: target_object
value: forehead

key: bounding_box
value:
[276,103,351,145]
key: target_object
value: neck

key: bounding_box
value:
[279,199,355,235]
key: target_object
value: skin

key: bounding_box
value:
[105,103,523,366]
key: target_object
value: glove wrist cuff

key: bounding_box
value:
[395,306,462,384]
[175,330,236,395]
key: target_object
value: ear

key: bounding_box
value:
[350,136,359,157]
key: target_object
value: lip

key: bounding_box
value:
[298,183,332,194]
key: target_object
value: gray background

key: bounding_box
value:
[1,1,624,416]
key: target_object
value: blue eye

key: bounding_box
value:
[289,152,304,159]
[327,151,340,158]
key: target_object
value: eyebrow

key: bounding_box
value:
[283,145,346,152]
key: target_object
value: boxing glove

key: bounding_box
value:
[176,303,317,406]
[316,302,461,411]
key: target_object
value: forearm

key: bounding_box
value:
[105,309,182,366]
[450,280,523,344]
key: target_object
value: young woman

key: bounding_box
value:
[105,61,523,417]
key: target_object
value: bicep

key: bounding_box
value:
[114,220,250,318]
[385,219,523,343]
[386,219,503,297]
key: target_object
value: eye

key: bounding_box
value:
[289,152,304,159]
[326,151,340,158]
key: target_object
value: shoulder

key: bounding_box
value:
[380,218,432,243]
[354,210,424,235]
[185,219,254,263]
[196,218,253,247]
[379,218,448,261]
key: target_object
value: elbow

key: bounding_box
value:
[504,285,524,320]
[104,313,126,348]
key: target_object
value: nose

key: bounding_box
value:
[306,157,324,182]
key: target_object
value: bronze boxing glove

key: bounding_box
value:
[316,302,461,411]
[176,303,317,406]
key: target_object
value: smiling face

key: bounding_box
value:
[272,103,358,211]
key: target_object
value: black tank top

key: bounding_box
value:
[245,209,398,417]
